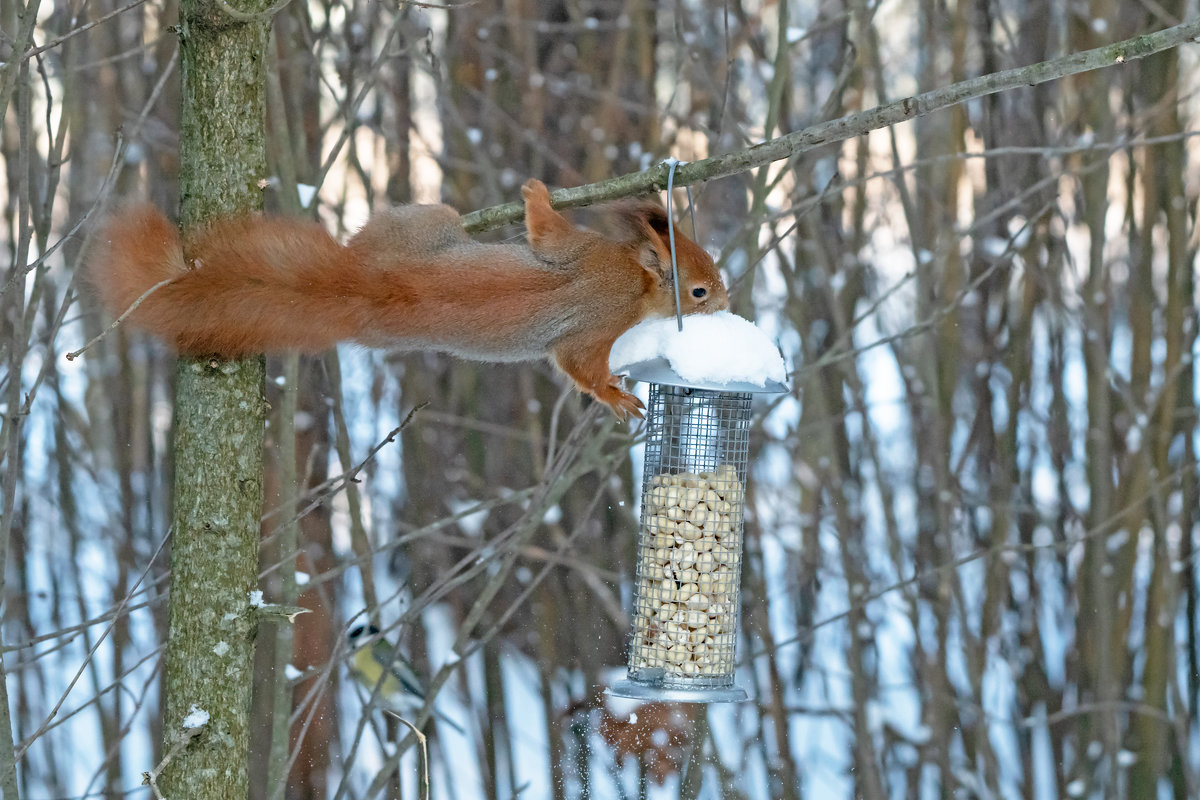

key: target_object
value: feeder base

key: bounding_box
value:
[606,679,747,704]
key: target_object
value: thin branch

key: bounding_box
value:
[21,0,153,60]
[381,713,430,800]
[143,725,204,800]
[14,531,170,761]
[460,17,1200,231]
[757,462,1200,659]
[64,277,175,361]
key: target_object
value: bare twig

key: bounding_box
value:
[21,0,153,60]
[758,463,1200,658]
[14,531,170,761]
[64,277,175,361]
[383,713,430,800]
[142,725,204,800]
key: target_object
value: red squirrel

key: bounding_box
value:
[86,179,729,419]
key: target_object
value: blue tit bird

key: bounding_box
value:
[347,625,464,733]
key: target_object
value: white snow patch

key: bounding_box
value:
[182,704,210,729]
[609,311,787,388]
[447,498,489,537]
[284,664,304,681]
[249,590,265,608]
[212,641,230,657]
[297,184,317,207]
[981,236,1010,258]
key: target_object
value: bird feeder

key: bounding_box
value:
[607,313,787,703]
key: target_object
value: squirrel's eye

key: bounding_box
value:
[692,287,707,299]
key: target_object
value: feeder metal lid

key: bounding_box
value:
[619,357,789,394]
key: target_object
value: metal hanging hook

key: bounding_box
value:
[665,158,685,332]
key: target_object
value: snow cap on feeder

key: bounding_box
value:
[607,311,787,703]
[609,310,788,393]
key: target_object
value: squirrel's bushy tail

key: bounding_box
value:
[87,204,187,327]
[87,206,362,356]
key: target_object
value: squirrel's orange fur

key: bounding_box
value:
[86,179,729,419]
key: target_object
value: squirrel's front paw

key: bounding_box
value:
[595,376,645,421]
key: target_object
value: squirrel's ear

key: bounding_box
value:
[610,201,673,280]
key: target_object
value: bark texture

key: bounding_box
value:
[158,1,271,797]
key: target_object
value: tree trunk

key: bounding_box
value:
[157,1,270,797]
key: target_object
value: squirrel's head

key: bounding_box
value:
[522,178,730,318]
[609,201,729,319]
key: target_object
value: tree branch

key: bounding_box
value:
[461,17,1200,232]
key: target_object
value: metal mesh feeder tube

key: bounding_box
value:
[606,311,789,702]
[610,382,755,703]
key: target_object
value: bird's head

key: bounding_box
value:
[348,624,382,646]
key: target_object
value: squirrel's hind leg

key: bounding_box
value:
[348,204,468,267]
[521,180,590,264]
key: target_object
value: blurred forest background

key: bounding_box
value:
[2,0,1199,798]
